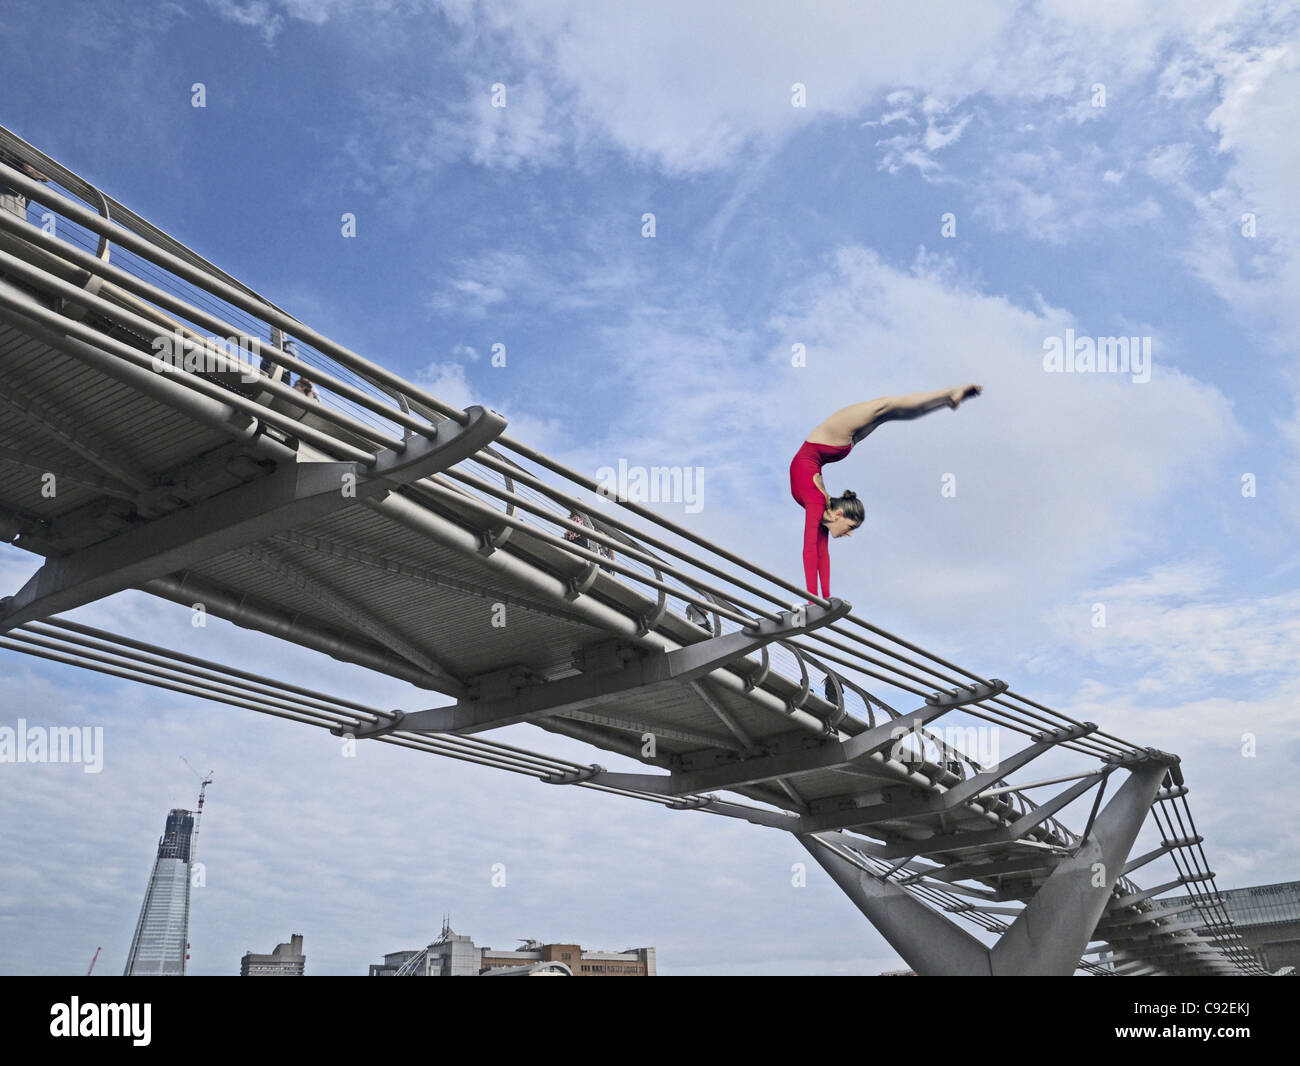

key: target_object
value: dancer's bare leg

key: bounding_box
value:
[807,385,982,446]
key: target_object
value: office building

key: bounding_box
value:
[1155,879,1300,973]
[370,922,655,976]
[240,934,306,976]
[368,950,422,977]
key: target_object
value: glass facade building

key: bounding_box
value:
[123,809,195,976]
[1156,880,1300,973]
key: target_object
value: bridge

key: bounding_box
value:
[0,124,1268,976]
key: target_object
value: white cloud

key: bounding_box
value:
[1038,559,1300,693]
[1120,29,1300,342]
[413,358,565,457]
[461,73,567,170]
[216,0,1286,193]
[430,277,509,319]
[428,0,1016,176]
[1141,31,1300,528]
[871,96,973,178]
[924,112,971,152]
[1050,670,1300,888]
[968,132,1168,243]
[414,360,476,410]
[1143,142,1199,192]
[273,0,1298,277]
[1159,46,1223,100]
[206,0,284,44]
[429,245,644,321]
[1095,558,1225,601]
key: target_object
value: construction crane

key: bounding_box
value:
[179,756,214,865]
[86,946,100,975]
[180,757,213,973]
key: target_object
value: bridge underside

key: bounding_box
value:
[0,133,1266,976]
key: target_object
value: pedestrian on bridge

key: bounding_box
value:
[0,146,50,221]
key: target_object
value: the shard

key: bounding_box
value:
[123,809,194,976]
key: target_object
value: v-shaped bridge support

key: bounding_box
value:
[798,754,1174,975]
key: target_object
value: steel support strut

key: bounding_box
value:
[986,755,1172,975]
[587,678,1010,796]
[799,834,994,975]
[341,597,852,737]
[798,754,1175,976]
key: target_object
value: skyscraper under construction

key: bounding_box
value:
[123,809,195,976]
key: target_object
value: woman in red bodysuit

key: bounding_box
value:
[790,384,983,599]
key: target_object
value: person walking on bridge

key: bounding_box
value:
[0,146,50,221]
[790,384,982,600]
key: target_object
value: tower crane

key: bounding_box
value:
[179,756,214,865]
[180,757,213,970]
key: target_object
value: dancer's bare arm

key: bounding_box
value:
[808,385,982,445]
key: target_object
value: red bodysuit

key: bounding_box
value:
[789,440,853,598]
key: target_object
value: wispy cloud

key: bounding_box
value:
[206,0,287,44]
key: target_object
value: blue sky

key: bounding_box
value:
[1,0,1298,975]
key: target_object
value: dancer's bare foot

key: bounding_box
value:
[948,384,982,409]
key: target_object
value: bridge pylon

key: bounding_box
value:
[799,756,1173,976]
